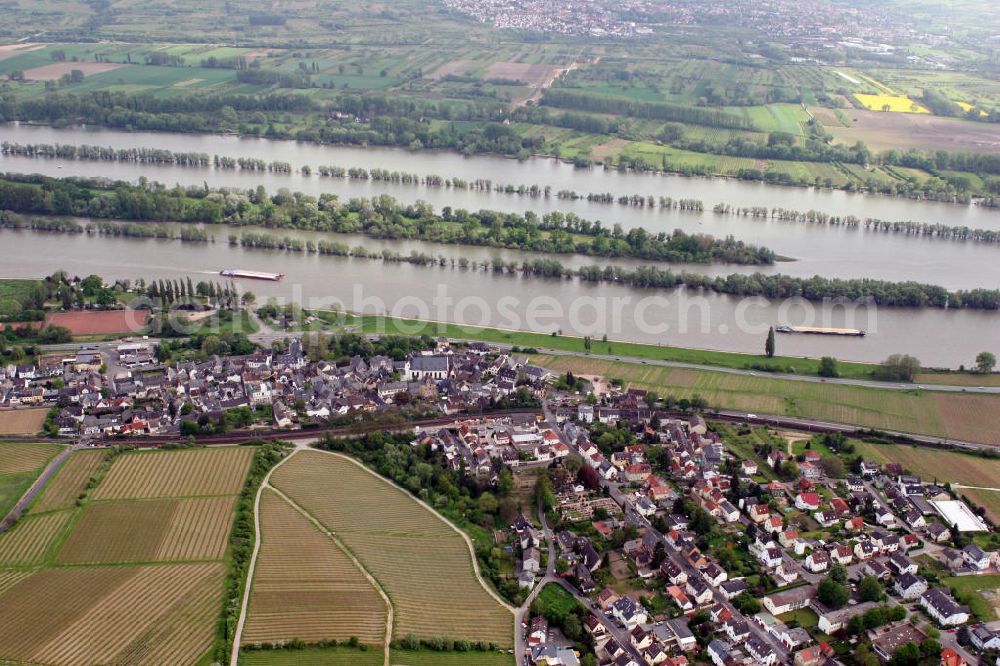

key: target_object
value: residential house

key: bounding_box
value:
[763,586,816,616]
[969,623,1000,651]
[921,588,970,626]
[894,573,928,600]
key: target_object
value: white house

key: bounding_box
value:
[921,588,971,626]
[611,597,648,629]
[894,573,928,600]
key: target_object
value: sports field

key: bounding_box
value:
[242,489,388,647]
[270,450,514,647]
[45,309,150,336]
[0,445,256,665]
[530,355,1000,445]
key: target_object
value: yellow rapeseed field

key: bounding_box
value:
[854,93,929,114]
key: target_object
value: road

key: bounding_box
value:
[0,442,79,533]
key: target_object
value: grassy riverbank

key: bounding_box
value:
[352,313,879,378]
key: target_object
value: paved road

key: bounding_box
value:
[0,443,79,533]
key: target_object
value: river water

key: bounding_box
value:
[0,123,998,367]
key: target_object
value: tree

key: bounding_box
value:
[818,456,844,478]
[241,291,257,308]
[733,592,760,615]
[818,356,839,378]
[765,326,776,358]
[859,575,883,602]
[818,577,849,609]
[873,354,921,382]
[830,563,848,584]
[975,351,996,374]
[889,642,920,666]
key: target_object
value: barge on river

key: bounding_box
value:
[219,269,284,281]
[775,325,865,337]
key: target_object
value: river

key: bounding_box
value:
[0,123,997,367]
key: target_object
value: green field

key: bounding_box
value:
[353,314,889,380]
[0,442,62,519]
[941,575,1000,621]
[392,649,515,666]
[237,646,513,666]
[239,647,383,666]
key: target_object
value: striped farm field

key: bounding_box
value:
[93,446,254,499]
[0,441,62,473]
[0,569,33,596]
[0,562,225,666]
[243,490,388,646]
[55,496,236,564]
[271,451,514,647]
[0,510,73,566]
[240,646,384,665]
[31,449,107,513]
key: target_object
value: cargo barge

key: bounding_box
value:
[219,269,284,281]
[775,325,865,337]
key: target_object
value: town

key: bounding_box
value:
[4,324,999,666]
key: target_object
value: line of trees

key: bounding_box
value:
[0,173,775,265]
[49,216,997,312]
[713,203,1000,245]
[540,89,756,130]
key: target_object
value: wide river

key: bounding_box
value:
[1,123,998,367]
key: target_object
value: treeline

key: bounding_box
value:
[577,264,1000,309]
[0,213,211,242]
[541,89,756,130]
[674,134,872,166]
[0,141,712,215]
[0,174,775,265]
[1,142,212,166]
[713,203,1000,245]
[208,227,1000,311]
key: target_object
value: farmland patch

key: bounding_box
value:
[0,409,48,435]
[93,446,254,499]
[271,450,514,647]
[243,489,387,646]
[0,441,61,474]
[55,496,235,564]
[22,61,127,81]
[31,449,107,513]
[0,510,73,566]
